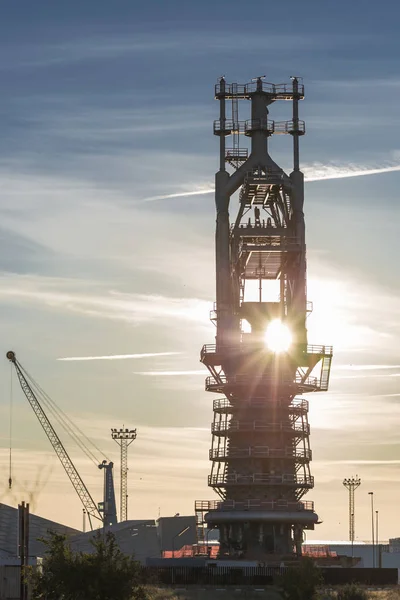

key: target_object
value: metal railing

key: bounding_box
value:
[217,499,314,512]
[211,420,310,435]
[244,119,305,135]
[213,397,309,413]
[215,82,305,98]
[244,119,275,134]
[210,446,312,460]
[274,120,305,134]
[208,473,314,487]
[307,344,333,356]
[213,119,246,134]
[195,499,314,512]
[206,374,319,391]
[202,343,332,358]
[225,148,248,162]
[242,169,285,187]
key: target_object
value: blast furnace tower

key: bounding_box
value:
[197,76,333,560]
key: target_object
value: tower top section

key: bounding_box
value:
[215,76,304,101]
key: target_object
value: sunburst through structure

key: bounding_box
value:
[195,76,333,561]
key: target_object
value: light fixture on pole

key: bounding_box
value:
[111,427,137,522]
[343,475,361,556]
[368,492,375,568]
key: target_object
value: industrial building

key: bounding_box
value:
[69,519,160,564]
[303,541,400,573]
[197,75,332,560]
[0,503,79,562]
[0,502,197,567]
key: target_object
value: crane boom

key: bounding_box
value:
[7,351,102,526]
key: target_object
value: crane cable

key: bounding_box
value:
[25,370,99,466]
[21,365,99,466]
[16,361,110,466]
[8,363,13,489]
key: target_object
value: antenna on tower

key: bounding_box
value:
[343,475,361,553]
[111,427,137,522]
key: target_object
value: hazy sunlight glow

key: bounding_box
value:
[265,319,292,353]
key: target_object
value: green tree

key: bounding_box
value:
[276,557,323,600]
[31,530,148,600]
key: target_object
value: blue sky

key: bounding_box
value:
[0,0,400,542]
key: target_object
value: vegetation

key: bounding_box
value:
[336,585,369,600]
[276,557,323,600]
[30,530,148,600]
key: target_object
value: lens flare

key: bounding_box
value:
[265,319,292,353]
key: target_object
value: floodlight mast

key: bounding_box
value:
[111,427,137,522]
[197,76,333,560]
[343,476,361,545]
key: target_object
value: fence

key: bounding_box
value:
[1,564,397,598]
[142,566,399,587]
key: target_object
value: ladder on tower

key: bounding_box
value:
[320,354,332,391]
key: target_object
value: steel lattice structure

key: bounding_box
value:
[343,476,361,543]
[112,427,137,521]
[196,76,333,560]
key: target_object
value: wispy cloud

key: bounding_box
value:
[137,188,214,204]
[57,352,181,362]
[136,161,400,203]
[3,32,354,71]
[0,275,212,326]
[304,162,400,181]
[134,370,205,376]
[336,364,400,371]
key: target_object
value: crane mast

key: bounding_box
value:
[7,350,103,528]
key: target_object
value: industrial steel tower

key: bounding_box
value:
[343,476,361,545]
[198,76,333,560]
[112,427,137,522]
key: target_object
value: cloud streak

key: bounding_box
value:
[336,364,400,371]
[136,162,400,203]
[133,370,205,376]
[304,162,400,181]
[57,352,181,362]
[0,276,212,326]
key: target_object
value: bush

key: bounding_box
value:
[30,530,148,600]
[337,584,368,600]
[276,557,323,600]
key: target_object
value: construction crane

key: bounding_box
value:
[7,351,117,530]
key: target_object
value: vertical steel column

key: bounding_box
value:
[18,501,29,600]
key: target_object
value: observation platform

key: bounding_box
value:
[196,499,314,512]
[215,81,304,100]
[201,344,332,363]
[208,473,314,488]
[209,446,312,462]
[225,147,248,164]
[201,344,333,393]
[212,397,309,415]
[214,119,304,136]
[205,373,321,394]
[195,499,318,541]
[211,419,310,437]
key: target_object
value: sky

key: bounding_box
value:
[0,0,400,544]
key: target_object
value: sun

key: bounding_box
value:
[264,319,292,353]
